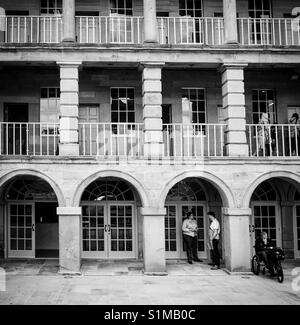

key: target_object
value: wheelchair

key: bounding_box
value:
[251,246,285,283]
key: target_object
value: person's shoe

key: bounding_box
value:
[188,260,193,264]
[210,265,220,270]
[193,259,203,262]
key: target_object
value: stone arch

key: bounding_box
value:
[242,170,300,208]
[72,170,150,208]
[158,170,235,208]
[0,169,65,206]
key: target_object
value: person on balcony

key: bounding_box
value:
[288,113,300,156]
[254,113,271,156]
[182,211,202,264]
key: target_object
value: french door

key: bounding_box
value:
[250,202,281,255]
[81,203,136,259]
[294,205,300,258]
[165,203,207,259]
[8,203,35,258]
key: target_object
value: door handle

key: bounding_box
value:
[107,225,111,233]
[32,224,35,232]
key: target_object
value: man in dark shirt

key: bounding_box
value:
[255,231,275,276]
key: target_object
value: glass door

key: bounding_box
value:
[251,202,281,255]
[108,204,135,258]
[165,205,180,258]
[8,203,35,258]
[294,205,300,258]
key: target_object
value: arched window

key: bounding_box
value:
[166,180,206,202]
[6,178,56,201]
[81,180,134,201]
[252,181,277,201]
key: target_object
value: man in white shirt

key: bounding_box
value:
[208,211,221,270]
[182,211,203,264]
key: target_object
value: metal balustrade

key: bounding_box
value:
[75,16,144,44]
[247,124,300,157]
[238,18,300,46]
[0,122,59,156]
[163,124,226,157]
[157,17,224,45]
[79,123,144,157]
[0,15,63,43]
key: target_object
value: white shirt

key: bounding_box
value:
[182,218,198,237]
[209,219,220,240]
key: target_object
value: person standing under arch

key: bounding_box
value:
[208,211,221,270]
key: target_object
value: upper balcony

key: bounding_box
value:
[0,0,299,49]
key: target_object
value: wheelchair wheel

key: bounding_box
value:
[252,255,260,275]
[276,263,284,283]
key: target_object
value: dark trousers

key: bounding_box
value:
[212,239,220,267]
[183,234,198,262]
[257,250,274,274]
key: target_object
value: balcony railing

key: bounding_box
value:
[157,17,224,45]
[163,123,226,157]
[238,18,300,46]
[247,124,300,157]
[79,123,144,157]
[0,122,59,156]
[0,15,63,43]
[75,16,144,44]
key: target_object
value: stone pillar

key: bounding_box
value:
[143,0,157,43]
[57,207,82,274]
[141,62,164,158]
[223,0,238,44]
[62,0,76,42]
[141,207,167,274]
[221,63,249,156]
[223,208,251,272]
[0,7,5,42]
[57,61,81,156]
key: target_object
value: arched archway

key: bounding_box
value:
[78,175,145,260]
[0,172,63,259]
[161,173,226,261]
[245,172,300,259]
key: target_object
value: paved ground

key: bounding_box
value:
[0,259,300,305]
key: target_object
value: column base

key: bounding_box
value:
[225,144,249,157]
[59,143,79,156]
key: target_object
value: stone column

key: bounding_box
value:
[141,62,164,158]
[62,0,76,42]
[57,207,82,274]
[223,0,238,44]
[220,63,249,156]
[223,208,251,272]
[141,207,167,274]
[143,0,157,43]
[57,61,81,156]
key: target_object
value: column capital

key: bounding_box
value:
[57,207,82,216]
[57,61,82,68]
[141,207,166,216]
[140,62,165,70]
[222,207,252,216]
[219,63,248,73]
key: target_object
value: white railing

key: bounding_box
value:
[157,17,224,45]
[247,124,300,157]
[79,123,144,157]
[0,122,59,156]
[76,16,144,44]
[238,18,300,46]
[163,124,226,157]
[0,15,63,43]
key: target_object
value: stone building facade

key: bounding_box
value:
[0,0,300,274]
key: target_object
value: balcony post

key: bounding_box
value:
[62,0,76,42]
[143,0,158,43]
[220,63,249,156]
[57,61,81,156]
[223,0,238,44]
[223,208,251,272]
[141,62,164,158]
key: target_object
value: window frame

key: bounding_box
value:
[179,0,203,18]
[40,0,63,15]
[248,0,272,18]
[251,89,277,124]
[110,0,134,16]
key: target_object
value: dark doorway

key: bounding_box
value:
[35,202,59,258]
[3,103,28,155]
[162,104,172,124]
